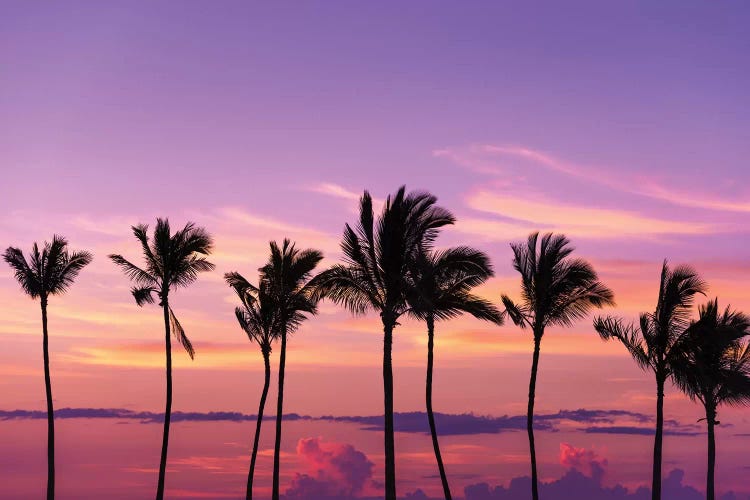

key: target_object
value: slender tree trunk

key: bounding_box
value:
[652,375,665,500]
[426,315,452,500]
[383,319,397,500]
[247,349,271,500]
[706,404,716,500]
[272,329,287,500]
[527,333,542,500]
[156,301,172,500]
[41,298,55,500]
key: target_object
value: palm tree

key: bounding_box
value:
[501,232,614,500]
[225,271,279,500]
[671,299,750,500]
[261,240,323,500]
[109,219,214,500]
[594,260,705,500]
[406,247,503,500]
[311,186,455,500]
[3,236,92,500]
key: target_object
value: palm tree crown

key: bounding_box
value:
[502,232,615,332]
[4,235,93,300]
[312,186,455,322]
[108,218,214,358]
[407,246,502,324]
[261,239,322,335]
[672,299,750,412]
[594,261,706,382]
[225,271,278,356]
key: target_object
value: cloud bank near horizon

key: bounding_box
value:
[0,407,705,437]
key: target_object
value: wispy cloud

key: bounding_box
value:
[464,190,720,238]
[436,144,750,213]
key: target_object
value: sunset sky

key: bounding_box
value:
[1,2,749,499]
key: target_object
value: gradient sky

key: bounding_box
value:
[1,2,750,499]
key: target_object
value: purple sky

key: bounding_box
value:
[1,2,750,498]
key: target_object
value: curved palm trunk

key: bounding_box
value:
[272,330,287,500]
[41,298,55,500]
[527,334,542,500]
[652,375,665,500]
[247,350,271,500]
[706,405,716,500]
[156,302,172,500]
[383,319,397,500]
[426,315,452,500]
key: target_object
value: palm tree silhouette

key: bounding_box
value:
[311,187,454,500]
[594,260,705,500]
[108,219,214,500]
[225,271,279,500]
[406,247,503,500]
[671,299,750,500]
[3,236,92,500]
[501,232,614,500]
[261,240,323,500]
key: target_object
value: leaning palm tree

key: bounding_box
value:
[406,247,503,500]
[225,271,278,500]
[109,219,214,500]
[594,260,705,500]
[311,186,455,500]
[501,232,614,500]
[262,240,323,500]
[671,299,750,500]
[3,236,92,500]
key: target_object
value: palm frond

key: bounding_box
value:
[311,265,378,315]
[132,286,157,306]
[501,295,529,329]
[593,316,651,371]
[109,254,157,285]
[50,249,93,295]
[169,305,195,359]
[3,246,41,298]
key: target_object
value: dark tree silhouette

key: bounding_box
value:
[501,232,614,500]
[3,236,92,500]
[225,271,279,500]
[671,299,750,500]
[594,260,705,500]
[407,247,503,500]
[261,240,323,500]
[109,219,214,500]
[311,187,454,500]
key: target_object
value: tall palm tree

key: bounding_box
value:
[262,240,323,500]
[594,260,705,500]
[501,232,614,500]
[406,247,503,500]
[671,299,750,500]
[311,186,455,500]
[109,219,214,500]
[225,271,279,500]
[3,236,92,500]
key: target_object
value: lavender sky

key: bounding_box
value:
[1,2,749,499]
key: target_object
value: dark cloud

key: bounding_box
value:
[0,407,701,438]
[581,426,701,437]
[464,468,744,500]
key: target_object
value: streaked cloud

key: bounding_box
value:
[436,144,750,213]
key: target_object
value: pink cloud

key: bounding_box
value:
[284,437,376,499]
[559,443,608,483]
